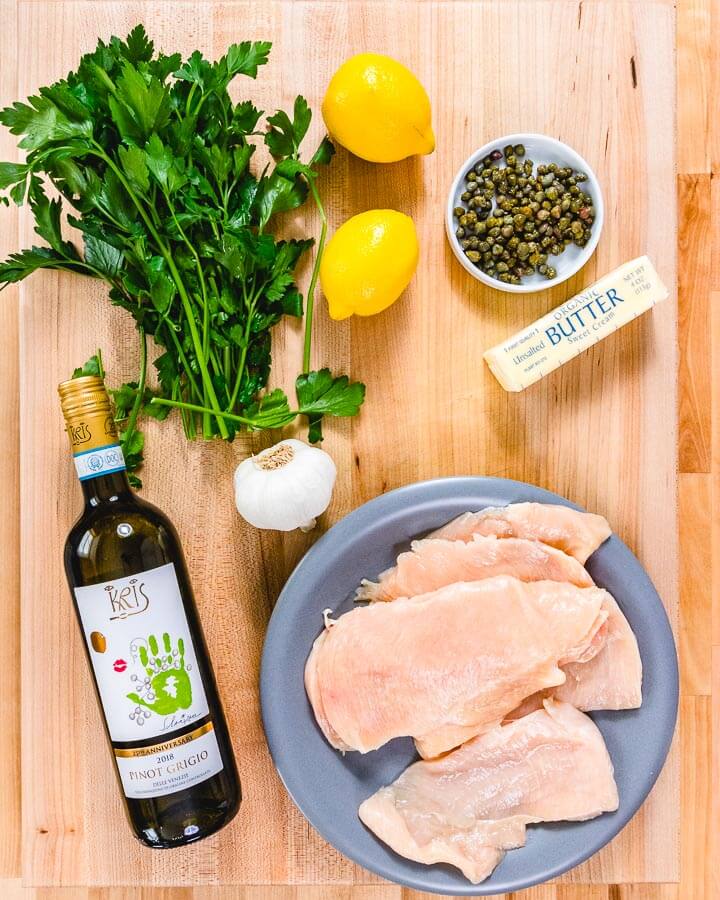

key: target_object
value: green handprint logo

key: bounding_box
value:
[126,633,193,717]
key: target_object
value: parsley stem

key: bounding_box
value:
[164,322,201,399]
[150,396,307,429]
[163,191,214,437]
[89,143,230,439]
[150,397,256,426]
[124,327,147,443]
[303,178,327,374]
[227,282,264,411]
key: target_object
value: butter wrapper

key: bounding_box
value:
[483,256,669,392]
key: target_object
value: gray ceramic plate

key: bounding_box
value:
[260,477,678,895]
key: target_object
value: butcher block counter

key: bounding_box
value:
[0,0,715,898]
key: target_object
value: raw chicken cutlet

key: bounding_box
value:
[430,502,611,563]
[358,700,619,884]
[507,593,642,718]
[305,576,608,758]
[356,533,594,602]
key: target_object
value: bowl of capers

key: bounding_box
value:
[446,133,604,292]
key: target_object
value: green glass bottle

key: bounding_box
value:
[59,375,241,848]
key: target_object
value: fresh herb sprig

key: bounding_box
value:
[0,25,364,482]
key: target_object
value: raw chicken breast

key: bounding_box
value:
[356,534,594,602]
[430,502,612,563]
[556,594,642,709]
[506,594,642,717]
[305,577,608,757]
[358,700,619,884]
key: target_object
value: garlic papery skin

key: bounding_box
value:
[234,439,337,532]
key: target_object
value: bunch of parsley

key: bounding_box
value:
[0,25,364,485]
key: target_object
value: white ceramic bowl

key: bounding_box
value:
[445,133,604,294]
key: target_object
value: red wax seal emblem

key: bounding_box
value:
[113,658,127,673]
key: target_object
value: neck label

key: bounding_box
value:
[74,442,127,481]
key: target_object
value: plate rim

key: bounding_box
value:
[260,475,679,895]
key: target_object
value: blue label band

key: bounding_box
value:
[73,443,127,481]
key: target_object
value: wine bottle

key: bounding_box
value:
[59,375,241,848]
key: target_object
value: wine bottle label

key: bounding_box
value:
[74,563,212,744]
[114,721,224,799]
[73,442,127,481]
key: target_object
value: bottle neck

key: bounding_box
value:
[58,375,135,507]
[81,469,134,507]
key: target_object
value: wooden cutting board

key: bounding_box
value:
[18,0,678,887]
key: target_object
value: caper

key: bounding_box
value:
[454,147,595,285]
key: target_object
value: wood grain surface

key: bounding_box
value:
[1,0,715,897]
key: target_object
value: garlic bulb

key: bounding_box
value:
[234,439,337,532]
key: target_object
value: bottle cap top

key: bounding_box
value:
[58,375,112,421]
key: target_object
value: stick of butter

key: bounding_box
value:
[483,256,669,392]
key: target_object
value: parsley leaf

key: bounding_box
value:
[72,352,104,379]
[226,41,272,79]
[296,369,366,443]
[265,95,312,158]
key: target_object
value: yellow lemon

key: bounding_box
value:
[320,209,419,320]
[322,53,435,163]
